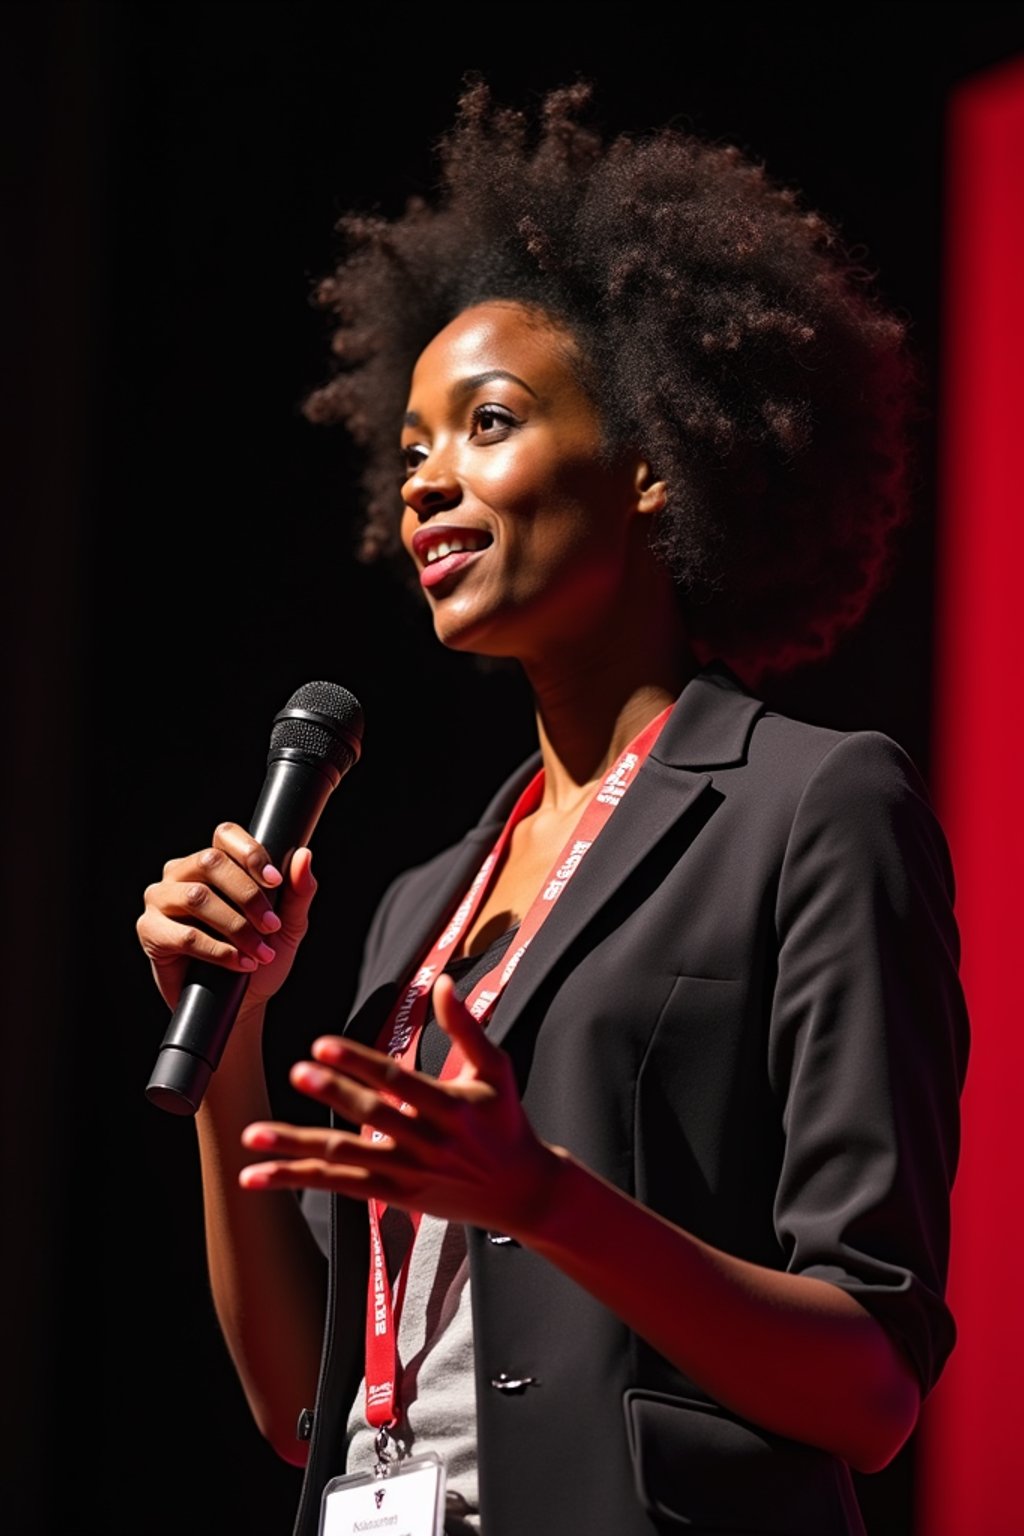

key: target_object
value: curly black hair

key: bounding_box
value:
[303,76,924,686]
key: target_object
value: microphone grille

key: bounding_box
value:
[269,680,364,775]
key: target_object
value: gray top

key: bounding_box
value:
[345,1212,480,1528]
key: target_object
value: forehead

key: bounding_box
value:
[407,302,582,402]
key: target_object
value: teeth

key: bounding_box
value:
[425,535,486,564]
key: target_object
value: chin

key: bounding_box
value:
[435,624,514,660]
[429,602,516,658]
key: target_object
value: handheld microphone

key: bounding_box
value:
[145,679,364,1117]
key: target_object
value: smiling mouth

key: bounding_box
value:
[412,524,494,589]
[423,537,488,568]
[416,529,493,565]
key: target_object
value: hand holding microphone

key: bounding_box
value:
[139,681,364,1116]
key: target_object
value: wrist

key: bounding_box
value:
[195,996,268,1114]
[235,992,269,1029]
[509,1141,579,1250]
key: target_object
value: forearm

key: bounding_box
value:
[522,1148,920,1473]
[196,1000,327,1465]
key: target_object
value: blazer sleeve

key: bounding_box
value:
[766,729,970,1399]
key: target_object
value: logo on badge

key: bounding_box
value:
[374,1487,386,1509]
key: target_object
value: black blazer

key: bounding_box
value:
[293,659,969,1536]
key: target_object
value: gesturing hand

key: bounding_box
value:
[239,974,562,1241]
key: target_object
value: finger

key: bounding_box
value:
[287,846,316,896]
[238,1125,433,1205]
[138,909,270,970]
[239,1157,395,1197]
[151,881,281,964]
[158,848,282,936]
[431,974,509,1081]
[211,821,284,888]
[136,908,262,973]
[274,847,318,938]
[242,1120,396,1158]
[305,1038,474,1126]
[286,1063,445,1148]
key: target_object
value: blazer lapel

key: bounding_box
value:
[483,756,714,1051]
[486,660,764,1049]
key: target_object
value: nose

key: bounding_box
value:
[401,443,461,523]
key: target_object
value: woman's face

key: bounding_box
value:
[399,301,661,661]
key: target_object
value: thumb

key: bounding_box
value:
[276,846,318,937]
[432,973,507,1084]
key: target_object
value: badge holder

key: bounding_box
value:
[318,1428,447,1536]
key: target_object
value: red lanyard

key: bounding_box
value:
[362,703,673,1432]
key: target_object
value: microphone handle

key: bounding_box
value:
[145,753,339,1117]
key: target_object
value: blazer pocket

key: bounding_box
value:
[623,1389,865,1535]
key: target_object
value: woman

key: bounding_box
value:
[137,80,969,1536]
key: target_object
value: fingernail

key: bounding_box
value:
[244,1126,278,1149]
[293,1064,330,1091]
[257,942,276,963]
[262,910,282,932]
[239,1167,270,1189]
[239,955,258,971]
[262,863,283,886]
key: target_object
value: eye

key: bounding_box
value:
[399,442,428,479]
[399,403,519,480]
[470,403,518,437]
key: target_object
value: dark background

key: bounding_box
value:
[4,4,1023,1533]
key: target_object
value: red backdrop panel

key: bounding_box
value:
[917,53,1024,1536]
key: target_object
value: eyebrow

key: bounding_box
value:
[404,370,538,428]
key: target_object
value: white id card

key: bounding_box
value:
[318,1452,447,1536]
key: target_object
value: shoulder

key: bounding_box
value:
[664,658,930,798]
[758,717,941,849]
[747,713,956,922]
[681,661,947,872]
[749,715,962,1002]
[765,723,952,892]
[740,677,932,816]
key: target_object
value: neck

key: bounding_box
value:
[523,605,699,816]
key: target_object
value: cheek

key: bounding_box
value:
[490,441,611,525]
[473,447,538,511]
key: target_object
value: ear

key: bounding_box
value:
[633,459,667,517]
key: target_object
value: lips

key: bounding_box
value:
[411,522,493,589]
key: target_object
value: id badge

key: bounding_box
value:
[318,1452,447,1536]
